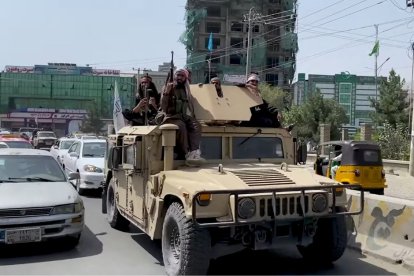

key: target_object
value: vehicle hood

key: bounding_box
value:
[78,157,104,171]
[0,181,79,209]
[160,163,336,195]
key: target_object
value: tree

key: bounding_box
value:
[259,83,292,111]
[80,106,104,135]
[284,90,348,143]
[370,69,409,128]
[375,122,410,160]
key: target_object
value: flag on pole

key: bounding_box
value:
[207,32,213,52]
[369,40,379,56]
[113,81,126,133]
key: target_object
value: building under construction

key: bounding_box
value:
[181,0,298,89]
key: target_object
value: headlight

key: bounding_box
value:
[51,202,83,215]
[83,164,103,173]
[237,198,256,219]
[312,193,328,213]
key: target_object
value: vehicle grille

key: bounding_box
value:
[231,169,295,186]
[0,207,52,218]
[259,195,310,218]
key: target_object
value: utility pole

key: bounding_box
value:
[409,43,414,176]
[373,24,379,131]
[243,7,262,79]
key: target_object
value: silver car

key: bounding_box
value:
[0,149,84,247]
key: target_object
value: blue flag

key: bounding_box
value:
[207,32,213,52]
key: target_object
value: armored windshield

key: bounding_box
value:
[232,137,284,159]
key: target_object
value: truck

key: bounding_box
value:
[101,84,363,275]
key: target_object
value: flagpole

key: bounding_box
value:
[374,24,378,131]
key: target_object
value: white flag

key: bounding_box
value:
[113,81,126,133]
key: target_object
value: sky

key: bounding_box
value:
[1,0,414,84]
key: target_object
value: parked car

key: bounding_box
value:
[0,149,84,247]
[32,131,57,149]
[62,139,106,194]
[0,134,33,149]
[50,138,77,165]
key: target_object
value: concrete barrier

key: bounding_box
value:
[307,154,410,176]
[346,189,414,269]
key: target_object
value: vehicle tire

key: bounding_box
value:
[102,178,109,214]
[297,207,348,263]
[162,202,211,275]
[106,179,129,230]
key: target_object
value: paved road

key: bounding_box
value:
[0,192,412,275]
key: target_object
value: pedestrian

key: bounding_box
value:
[122,74,160,126]
[158,68,204,165]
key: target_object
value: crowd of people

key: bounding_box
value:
[122,70,290,164]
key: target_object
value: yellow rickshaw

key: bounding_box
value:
[314,140,387,195]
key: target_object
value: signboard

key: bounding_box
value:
[92,69,120,76]
[223,74,246,84]
[4,66,34,73]
[8,112,85,120]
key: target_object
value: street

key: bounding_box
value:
[0,191,412,275]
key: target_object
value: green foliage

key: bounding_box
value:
[284,90,348,142]
[259,83,291,111]
[370,69,409,128]
[375,122,410,161]
[80,106,105,135]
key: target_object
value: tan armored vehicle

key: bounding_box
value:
[101,84,363,275]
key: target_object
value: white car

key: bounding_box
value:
[0,149,84,247]
[50,138,77,165]
[62,139,106,194]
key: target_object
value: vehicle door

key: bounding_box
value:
[64,142,80,173]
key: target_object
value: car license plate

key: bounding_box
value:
[5,228,41,244]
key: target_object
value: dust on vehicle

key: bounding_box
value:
[101,84,364,275]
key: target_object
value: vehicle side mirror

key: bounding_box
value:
[69,152,79,158]
[68,172,80,180]
[109,147,122,170]
[53,145,58,149]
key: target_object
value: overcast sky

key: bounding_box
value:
[1,0,414,84]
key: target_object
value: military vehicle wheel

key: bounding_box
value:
[297,207,347,263]
[106,179,129,230]
[162,202,211,275]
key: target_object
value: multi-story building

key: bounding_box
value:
[182,0,298,89]
[293,72,386,132]
[0,63,138,135]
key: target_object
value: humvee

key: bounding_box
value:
[101,84,363,275]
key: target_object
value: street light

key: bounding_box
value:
[377,57,390,74]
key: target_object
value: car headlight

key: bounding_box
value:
[83,164,103,173]
[312,193,328,213]
[51,201,83,215]
[237,198,256,219]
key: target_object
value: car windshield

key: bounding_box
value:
[82,142,106,157]
[4,141,33,149]
[60,140,75,149]
[0,155,66,182]
[232,137,284,159]
[38,132,56,138]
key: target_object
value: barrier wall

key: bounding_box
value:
[346,189,414,269]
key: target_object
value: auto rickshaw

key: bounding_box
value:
[314,140,386,195]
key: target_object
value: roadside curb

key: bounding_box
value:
[346,190,414,270]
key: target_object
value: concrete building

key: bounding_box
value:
[182,0,298,89]
[293,72,386,132]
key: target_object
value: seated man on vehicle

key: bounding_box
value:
[330,153,342,180]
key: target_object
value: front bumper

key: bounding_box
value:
[0,212,84,244]
[79,172,104,190]
[192,184,364,228]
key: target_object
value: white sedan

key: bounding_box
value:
[50,138,77,165]
[0,149,84,247]
[62,139,106,194]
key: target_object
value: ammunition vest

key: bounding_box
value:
[173,86,189,115]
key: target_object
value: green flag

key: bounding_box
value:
[369,40,379,56]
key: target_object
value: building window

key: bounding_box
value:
[204,37,220,49]
[207,54,221,64]
[230,54,241,65]
[267,57,279,68]
[206,22,221,33]
[230,37,243,48]
[268,9,280,16]
[267,42,280,52]
[267,25,280,36]
[207,6,221,17]
[246,25,260,33]
[266,74,279,86]
[231,22,243,32]
[269,0,281,3]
